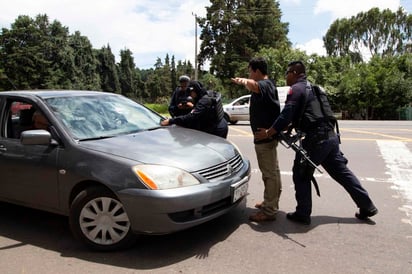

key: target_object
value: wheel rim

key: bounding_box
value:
[79,197,131,245]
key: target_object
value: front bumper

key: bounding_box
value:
[118,160,250,234]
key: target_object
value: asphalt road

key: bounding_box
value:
[0,120,411,273]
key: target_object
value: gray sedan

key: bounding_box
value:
[0,90,250,251]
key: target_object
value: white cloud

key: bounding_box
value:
[314,0,401,19]
[296,38,327,56]
[1,0,408,68]
[0,0,210,68]
[296,0,404,57]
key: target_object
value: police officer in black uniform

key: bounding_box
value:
[168,75,193,117]
[256,60,378,225]
[161,80,228,138]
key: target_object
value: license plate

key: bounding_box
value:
[231,181,248,203]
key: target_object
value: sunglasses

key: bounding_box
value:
[285,70,295,76]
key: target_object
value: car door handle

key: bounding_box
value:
[0,145,7,152]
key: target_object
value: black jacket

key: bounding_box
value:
[170,81,228,138]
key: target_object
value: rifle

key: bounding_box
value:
[279,130,322,196]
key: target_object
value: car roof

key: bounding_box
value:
[0,90,114,99]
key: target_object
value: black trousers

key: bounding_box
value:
[292,135,375,217]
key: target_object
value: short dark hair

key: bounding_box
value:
[287,60,306,74]
[248,57,268,75]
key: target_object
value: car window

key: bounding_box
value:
[2,100,42,139]
[239,98,249,105]
[45,94,163,140]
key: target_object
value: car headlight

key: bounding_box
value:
[132,165,200,190]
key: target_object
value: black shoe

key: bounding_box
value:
[355,207,378,220]
[286,212,311,225]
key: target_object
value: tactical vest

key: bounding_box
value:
[206,90,224,122]
[298,83,338,137]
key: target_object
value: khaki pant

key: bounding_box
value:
[254,139,282,216]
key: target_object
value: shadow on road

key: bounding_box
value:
[245,209,376,247]
[0,200,248,269]
[0,199,377,269]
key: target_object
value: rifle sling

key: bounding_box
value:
[311,176,321,197]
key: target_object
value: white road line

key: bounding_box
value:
[251,169,388,183]
[377,140,412,225]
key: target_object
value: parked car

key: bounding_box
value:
[0,90,250,251]
[223,95,250,125]
[223,86,289,124]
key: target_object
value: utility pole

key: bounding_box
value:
[192,12,198,80]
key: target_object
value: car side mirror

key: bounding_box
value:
[20,129,55,145]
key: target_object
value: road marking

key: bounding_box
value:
[251,169,388,183]
[341,128,412,141]
[377,140,412,226]
[229,126,252,136]
[229,127,412,142]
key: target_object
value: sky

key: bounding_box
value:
[1,0,411,69]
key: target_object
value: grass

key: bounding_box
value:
[145,103,169,117]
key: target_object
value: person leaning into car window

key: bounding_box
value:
[161,80,228,139]
[32,110,50,131]
[168,75,193,117]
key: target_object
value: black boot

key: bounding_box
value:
[286,212,311,225]
[355,206,378,220]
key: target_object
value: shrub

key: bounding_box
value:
[145,103,168,116]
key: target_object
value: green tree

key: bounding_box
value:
[118,49,139,97]
[0,14,73,89]
[0,14,103,90]
[68,31,100,90]
[160,54,172,98]
[337,54,412,119]
[324,7,412,60]
[198,0,290,85]
[96,44,121,93]
[145,73,164,103]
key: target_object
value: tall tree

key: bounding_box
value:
[118,49,139,97]
[170,55,177,92]
[0,14,103,90]
[96,44,121,93]
[198,0,290,82]
[324,7,412,60]
[68,31,100,90]
[0,14,72,89]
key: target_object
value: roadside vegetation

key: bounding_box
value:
[1,1,411,119]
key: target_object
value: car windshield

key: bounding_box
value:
[45,94,163,140]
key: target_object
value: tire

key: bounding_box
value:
[224,113,230,122]
[69,186,136,251]
[224,113,238,125]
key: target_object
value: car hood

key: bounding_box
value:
[77,126,239,171]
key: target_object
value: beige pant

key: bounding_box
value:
[254,139,282,216]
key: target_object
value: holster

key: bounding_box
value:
[305,126,335,146]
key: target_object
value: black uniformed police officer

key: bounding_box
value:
[168,75,193,117]
[255,60,378,225]
[161,80,228,139]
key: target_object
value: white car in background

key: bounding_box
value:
[223,86,289,124]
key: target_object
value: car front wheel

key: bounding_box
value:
[69,186,136,251]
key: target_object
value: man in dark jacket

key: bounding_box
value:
[161,80,228,139]
[256,60,378,225]
[168,75,193,117]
